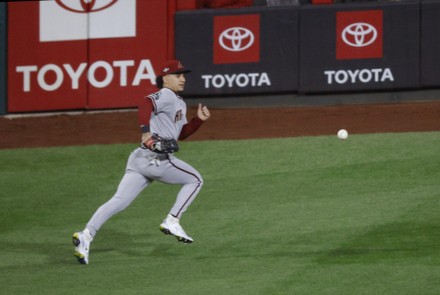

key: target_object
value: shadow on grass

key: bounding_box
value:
[317,222,439,265]
[0,228,188,271]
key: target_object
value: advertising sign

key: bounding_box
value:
[421,0,440,87]
[336,10,383,60]
[8,0,167,113]
[0,3,6,115]
[213,14,260,65]
[299,3,420,93]
[175,7,299,96]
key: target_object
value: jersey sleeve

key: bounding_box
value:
[137,96,154,133]
[179,116,204,140]
[148,89,173,115]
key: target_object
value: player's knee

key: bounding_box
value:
[188,174,203,190]
[196,175,203,188]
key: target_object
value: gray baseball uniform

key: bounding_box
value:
[85,88,203,238]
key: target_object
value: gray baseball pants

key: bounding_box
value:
[85,147,203,237]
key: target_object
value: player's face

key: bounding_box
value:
[163,73,186,93]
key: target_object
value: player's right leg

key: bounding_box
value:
[73,169,149,264]
[85,171,149,235]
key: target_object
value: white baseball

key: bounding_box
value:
[337,129,348,140]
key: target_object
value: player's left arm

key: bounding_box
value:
[179,103,210,140]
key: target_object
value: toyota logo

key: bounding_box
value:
[342,22,377,47]
[55,0,118,13]
[219,27,254,52]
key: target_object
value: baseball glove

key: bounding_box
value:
[143,134,179,154]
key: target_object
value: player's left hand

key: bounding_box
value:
[197,103,211,121]
[143,134,179,154]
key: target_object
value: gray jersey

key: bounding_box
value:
[147,88,188,140]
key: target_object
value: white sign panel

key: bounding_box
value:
[39,0,136,42]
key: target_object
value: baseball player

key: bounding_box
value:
[72,60,211,265]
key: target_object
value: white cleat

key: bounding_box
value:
[159,214,194,244]
[72,230,92,264]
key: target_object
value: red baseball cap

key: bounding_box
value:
[158,60,191,77]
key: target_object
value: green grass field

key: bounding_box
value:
[1,132,439,295]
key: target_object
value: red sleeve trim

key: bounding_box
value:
[138,96,154,132]
[179,116,204,140]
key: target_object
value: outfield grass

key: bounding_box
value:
[0,132,439,295]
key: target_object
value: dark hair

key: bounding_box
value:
[155,76,163,89]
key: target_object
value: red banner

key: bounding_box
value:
[8,0,168,112]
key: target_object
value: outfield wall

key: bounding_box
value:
[176,7,300,96]
[176,1,427,96]
[0,3,6,115]
[298,2,419,93]
[6,0,168,113]
[1,0,440,115]
[421,0,440,87]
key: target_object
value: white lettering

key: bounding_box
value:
[38,64,63,91]
[371,68,382,81]
[201,75,211,88]
[258,73,271,86]
[113,60,134,86]
[64,63,87,89]
[16,66,38,92]
[381,68,394,82]
[335,71,348,84]
[212,75,225,88]
[88,61,113,88]
[347,69,359,83]
[249,73,259,86]
[236,74,249,87]
[15,59,156,92]
[324,71,334,84]
[358,69,372,83]
[132,59,156,86]
[224,74,236,87]
[202,72,271,89]
[325,68,394,85]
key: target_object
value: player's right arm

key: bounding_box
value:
[179,104,211,140]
